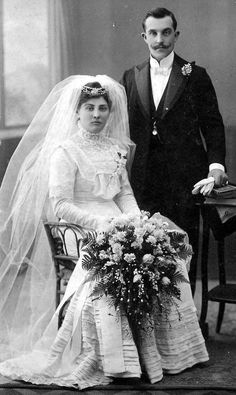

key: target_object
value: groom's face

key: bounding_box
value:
[142,16,179,61]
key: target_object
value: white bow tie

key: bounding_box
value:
[153,66,169,76]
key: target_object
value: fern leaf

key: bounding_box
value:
[172,271,189,284]
[90,281,108,299]
[81,252,96,271]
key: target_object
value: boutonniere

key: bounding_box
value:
[181,62,193,76]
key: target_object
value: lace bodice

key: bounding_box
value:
[49,128,140,229]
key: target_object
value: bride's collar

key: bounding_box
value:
[77,123,105,142]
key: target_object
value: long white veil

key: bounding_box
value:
[0,75,135,360]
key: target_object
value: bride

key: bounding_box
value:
[0,75,208,389]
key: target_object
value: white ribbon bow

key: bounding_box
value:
[153,66,169,76]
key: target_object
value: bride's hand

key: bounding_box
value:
[151,212,181,231]
[96,216,112,232]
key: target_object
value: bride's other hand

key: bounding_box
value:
[150,213,189,249]
[151,212,184,234]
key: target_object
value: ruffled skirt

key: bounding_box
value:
[0,248,208,389]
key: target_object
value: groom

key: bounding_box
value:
[120,7,228,293]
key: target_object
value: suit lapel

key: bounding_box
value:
[134,61,150,119]
[162,54,189,118]
[134,55,190,119]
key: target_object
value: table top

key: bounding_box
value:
[204,197,236,206]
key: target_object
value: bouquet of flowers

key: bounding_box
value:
[82,211,192,329]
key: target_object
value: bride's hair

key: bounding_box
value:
[77,81,112,110]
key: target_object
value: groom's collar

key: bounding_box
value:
[136,53,189,71]
[150,51,174,70]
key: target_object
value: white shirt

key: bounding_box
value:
[150,51,174,109]
[149,52,224,173]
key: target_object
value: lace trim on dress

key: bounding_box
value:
[0,362,112,389]
[75,126,128,172]
[80,128,103,142]
[65,126,128,180]
[76,124,110,150]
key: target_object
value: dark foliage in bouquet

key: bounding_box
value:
[82,211,192,330]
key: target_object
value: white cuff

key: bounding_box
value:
[209,163,225,172]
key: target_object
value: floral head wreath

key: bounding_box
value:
[81,85,108,97]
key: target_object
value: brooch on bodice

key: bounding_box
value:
[114,151,127,175]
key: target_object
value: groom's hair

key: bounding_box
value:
[142,7,177,31]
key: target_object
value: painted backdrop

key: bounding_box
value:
[1,0,236,183]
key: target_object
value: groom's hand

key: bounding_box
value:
[208,169,228,187]
[192,177,214,196]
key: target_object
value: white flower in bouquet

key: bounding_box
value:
[146,235,157,245]
[105,260,115,267]
[131,238,143,249]
[112,230,126,242]
[124,253,136,263]
[118,272,125,284]
[142,254,155,265]
[111,242,123,256]
[99,250,109,260]
[133,273,142,283]
[112,253,122,263]
[153,229,166,239]
[142,222,156,233]
[96,232,106,245]
[162,276,171,285]
[134,226,145,237]
[126,212,139,222]
[133,230,145,247]
[153,245,164,256]
[142,213,149,222]
[110,214,129,227]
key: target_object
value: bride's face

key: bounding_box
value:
[78,97,110,133]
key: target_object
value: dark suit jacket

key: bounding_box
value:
[121,54,226,218]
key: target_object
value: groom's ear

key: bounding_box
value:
[174,31,180,41]
[141,32,147,41]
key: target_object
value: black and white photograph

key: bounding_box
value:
[0,1,236,394]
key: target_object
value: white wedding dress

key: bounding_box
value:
[0,129,209,389]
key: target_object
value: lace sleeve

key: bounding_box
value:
[49,147,104,229]
[114,170,141,215]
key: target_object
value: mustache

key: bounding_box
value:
[152,44,171,50]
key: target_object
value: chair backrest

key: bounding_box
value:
[44,221,87,256]
[44,221,88,308]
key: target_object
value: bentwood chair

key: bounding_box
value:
[44,221,87,327]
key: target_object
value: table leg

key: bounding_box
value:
[199,212,210,338]
[216,239,226,333]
